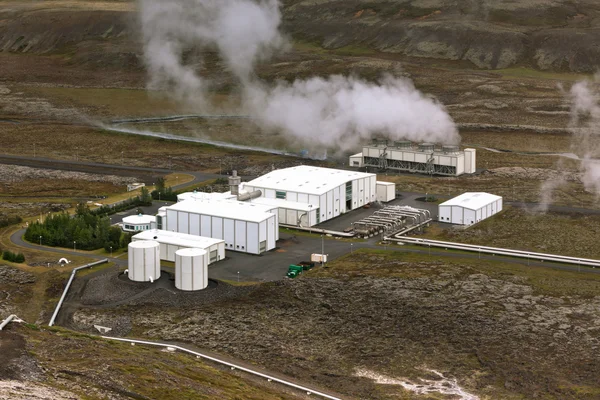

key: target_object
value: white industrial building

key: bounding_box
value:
[438,192,503,225]
[243,165,376,226]
[163,198,278,255]
[376,181,396,203]
[352,140,476,176]
[131,229,225,263]
[122,214,156,232]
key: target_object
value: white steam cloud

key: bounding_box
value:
[538,76,600,208]
[138,0,459,150]
[568,77,600,197]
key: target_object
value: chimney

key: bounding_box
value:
[228,170,241,196]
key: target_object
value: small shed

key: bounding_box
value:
[349,153,363,168]
[376,181,396,202]
[438,192,502,225]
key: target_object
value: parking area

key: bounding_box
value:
[315,191,440,232]
[208,231,375,282]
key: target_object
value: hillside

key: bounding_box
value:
[2,0,600,72]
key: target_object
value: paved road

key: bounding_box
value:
[0,153,222,189]
[11,228,127,267]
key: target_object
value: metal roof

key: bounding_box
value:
[246,165,375,195]
[166,198,276,223]
[132,229,224,249]
[123,214,156,225]
[439,192,502,210]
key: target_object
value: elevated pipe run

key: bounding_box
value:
[101,336,342,400]
[49,259,109,327]
[237,190,262,202]
[386,237,600,268]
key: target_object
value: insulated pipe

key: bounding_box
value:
[49,259,109,327]
[0,314,19,330]
[237,190,262,201]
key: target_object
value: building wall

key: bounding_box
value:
[439,197,503,225]
[130,239,225,264]
[245,175,375,227]
[164,209,276,254]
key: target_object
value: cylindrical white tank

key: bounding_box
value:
[175,248,208,291]
[128,240,160,282]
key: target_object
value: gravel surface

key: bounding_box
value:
[0,163,137,185]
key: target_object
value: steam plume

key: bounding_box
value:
[138,0,459,150]
[538,76,600,208]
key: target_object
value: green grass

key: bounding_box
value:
[496,66,591,81]
[309,248,600,297]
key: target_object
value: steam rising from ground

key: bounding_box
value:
[568,77,600,197]
[538,76,600,208]
[138,0,459,150]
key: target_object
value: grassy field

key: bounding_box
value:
[310,248,600,298]
[421,206,600,259]
[6,324,300,399]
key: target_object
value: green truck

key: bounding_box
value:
[286,261,315,278]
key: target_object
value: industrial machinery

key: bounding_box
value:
[351,206,431,238]
[355,139,476,176]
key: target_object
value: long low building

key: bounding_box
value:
[131,229,225,263]
[438,192,502,225]
[243,165,376,226]
[352,139,476,176]
[163,198,278,254]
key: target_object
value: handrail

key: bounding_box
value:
[48,259,109,326]
[101,336,343,400]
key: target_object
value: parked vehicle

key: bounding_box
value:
[286,261,315,278]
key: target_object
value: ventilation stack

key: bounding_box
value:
[229,170,241,196]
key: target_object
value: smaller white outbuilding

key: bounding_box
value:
[131,229,225,264]
[122,214,156,232]
[175,248,208,291]
[376,181,396,203]
[438,192,503,225]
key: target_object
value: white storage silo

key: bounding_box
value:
[175,248,208,291]
[128,240,160,282]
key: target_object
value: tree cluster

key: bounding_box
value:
[91,188,152,217]
[2,250,25,263]
[150,177,177,202]
[24,204,133,251]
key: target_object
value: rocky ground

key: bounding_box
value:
[0,164,137,185]
[63,251,600,399]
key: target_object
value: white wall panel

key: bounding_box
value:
[326,191,333,219]
[223,218,234,246]
[178,211,189,234]
[235,220,247,251]
[247,223,259,254]
[277,208,285,224]
[287,192,298,202]
[212,217,223,240]
[298,193,308,203]
[166,210,178,231]
[200,215,211,237]
[286,209,297,225]
[267,216,275,250]
[265,189,275,198]
[189,213,200,236]
[351,180,358,210]
[319,194,327,220]
[333,186,340,217]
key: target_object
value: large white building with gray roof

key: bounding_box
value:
[243,165,377,226]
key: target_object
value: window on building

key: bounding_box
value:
[156,216,162,230]
[276,191,286,199]
[352,161,359,166]
[316,210,320,224]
